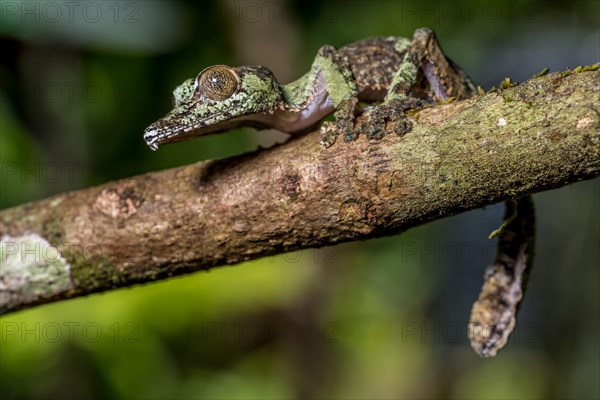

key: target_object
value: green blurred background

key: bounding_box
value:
[0,1,598,399]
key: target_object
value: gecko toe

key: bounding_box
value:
[364,124,385,140]
[393,117,413,136]
[343,127,359,142]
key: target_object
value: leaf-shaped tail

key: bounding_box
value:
[469,196,536,357]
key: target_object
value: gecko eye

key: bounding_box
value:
[197,66,239,101]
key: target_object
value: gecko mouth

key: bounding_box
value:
[143,115,268,151]
[144,123,221,150]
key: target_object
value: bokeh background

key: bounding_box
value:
[1,1,598,399]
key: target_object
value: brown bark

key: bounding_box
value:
[1,68,599,315]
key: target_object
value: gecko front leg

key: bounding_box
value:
[306,46,359,147]
[281,44,360,148]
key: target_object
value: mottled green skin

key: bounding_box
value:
[279,45,356,109]
[172,78,194,106]
[144,28,475,149]
[145,66,284,149]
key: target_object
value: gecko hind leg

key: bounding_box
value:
[362,28,475,139]
[359,35,424,139]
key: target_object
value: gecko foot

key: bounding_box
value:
[319,120,359,148]
[320,98,359,148]
[361,98,426,140]
[360,104,410,140]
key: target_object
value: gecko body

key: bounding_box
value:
[143,29,475,150]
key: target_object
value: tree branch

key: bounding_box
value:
[1,68,599,315]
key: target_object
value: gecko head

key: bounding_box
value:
[143,65,284,150]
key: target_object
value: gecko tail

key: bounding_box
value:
[468,196,536,357]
